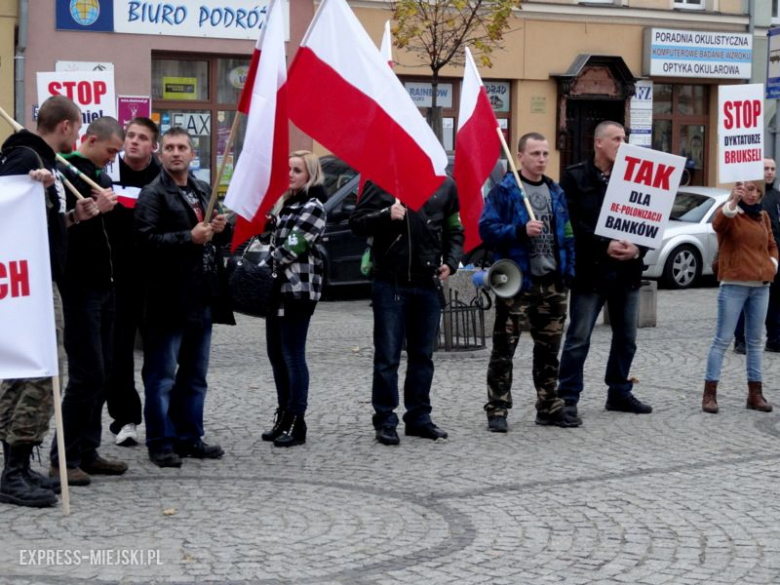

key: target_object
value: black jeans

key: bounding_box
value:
[106,275,143,432]
[370,280,441,429]
[266,308,313,416]
[51,285,115,469]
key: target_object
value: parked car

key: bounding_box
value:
[319,155,506,290]
[642,186,730,289]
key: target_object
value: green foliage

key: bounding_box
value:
[391,0,521,75]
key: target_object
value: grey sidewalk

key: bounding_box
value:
[2,286,780,584]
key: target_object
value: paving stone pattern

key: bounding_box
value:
[2,287,780,584]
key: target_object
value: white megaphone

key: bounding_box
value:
[472,259,523,298]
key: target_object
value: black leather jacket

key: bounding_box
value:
[349,178,464,287]
[134,170,234,327]
[560,159,647,292]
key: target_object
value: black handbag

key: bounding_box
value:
[227,238,276,318]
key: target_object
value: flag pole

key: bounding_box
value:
[495,127,536,222]
[203,113,242,225]
[0,105,105,194]
[51,375,70,515]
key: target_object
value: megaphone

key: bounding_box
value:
[472,259,523,298]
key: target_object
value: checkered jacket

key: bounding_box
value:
[270,185,327,302]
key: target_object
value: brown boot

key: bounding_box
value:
[747,381,773,412]
[702,381,719,414]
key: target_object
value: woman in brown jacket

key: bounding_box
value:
[703,180,779,413]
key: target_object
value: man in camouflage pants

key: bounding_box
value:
[478,132,579,432]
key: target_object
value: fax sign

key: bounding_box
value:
[171,112,210,135]
[767,28,780,99]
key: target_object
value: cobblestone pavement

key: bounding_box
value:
[2,285,780,585]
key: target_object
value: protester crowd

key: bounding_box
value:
[1,96,778,510]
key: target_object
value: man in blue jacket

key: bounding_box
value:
[479,132,578,432]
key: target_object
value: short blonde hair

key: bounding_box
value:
[289,150,323,193]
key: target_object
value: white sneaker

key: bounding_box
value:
[115,423,139,447]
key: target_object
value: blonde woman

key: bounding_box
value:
[261,151,327,446]
[703,180,778,414]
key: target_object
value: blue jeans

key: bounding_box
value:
[706,284,769,382]
[371,280,441,429]
[141,310,212,452]
[558,287,639,403]
[266,311,312,416]
[734,274,780,347]
[50,285,115,469]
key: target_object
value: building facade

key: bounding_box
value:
[12,0,778,186]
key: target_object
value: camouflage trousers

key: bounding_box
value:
[0,285,65,446]
[485,277,567,417]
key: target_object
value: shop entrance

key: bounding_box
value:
[562,99,625,169]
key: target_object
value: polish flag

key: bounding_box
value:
[380,21,395,68]
[453,48,500,253]
[113,185,141,209]
[286,0,447,210]
[225,0,289,250]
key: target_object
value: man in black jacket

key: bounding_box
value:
[105,117,161,447]
[557,121,652,423]
[49,116,128,486]
[135,127,234,468]
[350,178,463,445]
[0,95,98,508]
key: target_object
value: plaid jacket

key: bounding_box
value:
[270,185,327,302]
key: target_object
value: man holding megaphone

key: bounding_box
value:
[479,132,577,433]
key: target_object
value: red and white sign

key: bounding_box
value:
[36,71,117,143]
[595,143,686,249]
[718,83,764,183]
[0,176,58,379]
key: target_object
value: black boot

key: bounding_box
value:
[261,409,286,442]
[24,444,61,494]
[0,444,57,508]
[273,414,307,447]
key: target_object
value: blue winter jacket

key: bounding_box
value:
[479,172,575,291]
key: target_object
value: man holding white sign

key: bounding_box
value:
[0,96,98,508]
[557,122,654,423]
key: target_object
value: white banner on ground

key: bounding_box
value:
[0,176,58,379]
[595,142,686,249]
[718,83,764,183]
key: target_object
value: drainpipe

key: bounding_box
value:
[14,0,28,125]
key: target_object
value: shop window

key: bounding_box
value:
[774,0,780,24]
[152,53,249,192]
[674,0,703,9]
[652,84,708,186]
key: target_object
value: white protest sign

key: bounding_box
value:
[36,71,117,144]
[0,176,58,379]
[718,83,764,183]
[595,143,686,249]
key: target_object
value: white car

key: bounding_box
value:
[642,187,730,289]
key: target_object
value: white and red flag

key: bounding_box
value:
[380,21,395,68]
[225,0,289,250]
[453,48,500,253]
[286,0,447,210]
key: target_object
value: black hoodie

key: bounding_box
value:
[57,152,115,290]
[0,130,68,285]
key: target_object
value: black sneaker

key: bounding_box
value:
[405,423,448,440]
[175,440,224,459]
[375,426,400,446]
[605,393,653,414]
[535,409,581,428]
[734,341,747,355]
[149,450,182,468]
[487,415,508,433]
[562,402,583,426]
